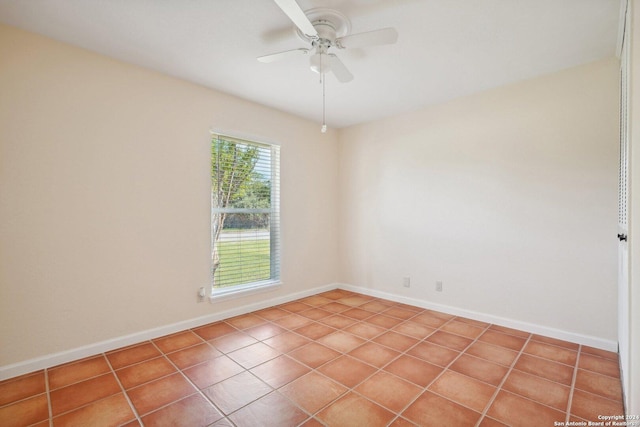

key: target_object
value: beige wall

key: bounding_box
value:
[0,24,339,367]
[338,58,619,343]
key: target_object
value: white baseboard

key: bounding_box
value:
[1,281,618,381]
[336,283,618,352]
[0,283,338,381]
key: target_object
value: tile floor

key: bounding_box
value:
[0,289,625,427]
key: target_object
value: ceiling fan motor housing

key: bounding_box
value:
[313,20,337,43]
[295,8,351,44]
[309,21,335,74]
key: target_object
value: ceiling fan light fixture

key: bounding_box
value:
[309,52,331,74]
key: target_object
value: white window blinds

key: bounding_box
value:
[211,134,280,290]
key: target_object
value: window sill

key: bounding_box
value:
[209,280,282,303]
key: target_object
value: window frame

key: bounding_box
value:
[209,133,281,300]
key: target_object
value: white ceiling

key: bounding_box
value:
[0,0,622,128]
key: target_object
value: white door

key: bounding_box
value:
[618,6,630,407]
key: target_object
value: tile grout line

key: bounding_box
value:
[385,310,532,425]
[45,354,129,391]
[251,343,345,426]
[202,316,295,414]
[290,307,413,423]
[44,368,53,427]
[381,315,464,426]
[315,306,524,426]
[163,331,301,426]
[275,300,427,425]
[220,370,278,424]
[146,339,238,426]
[474,333,533,427]
[565,345,581,424]
[423,317,498,426]
[290,298,373,423]
[315,329,396,422]
[247,303,376,425]
[384,314,493,426]
[220,320,328,425]
[103,351,143,426]
[288,370,344,424]
[39,375,129,423]
[473,338,588,422]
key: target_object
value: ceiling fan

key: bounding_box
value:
[258,0,399,83]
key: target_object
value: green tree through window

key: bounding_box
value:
[211,135,280,291]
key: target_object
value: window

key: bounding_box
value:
[211,134,280,296]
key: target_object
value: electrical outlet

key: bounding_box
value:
[436,281,443,292]
[403,277,411,288]
[197,286,206,302]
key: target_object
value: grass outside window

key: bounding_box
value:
[213,239,271,288]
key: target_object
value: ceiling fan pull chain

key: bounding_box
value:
[321,65,327,133]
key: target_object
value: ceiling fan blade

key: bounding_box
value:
[257,48,309,63]
[337,27,398,49]
[328,54,353,83]
[273,0,318,38]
